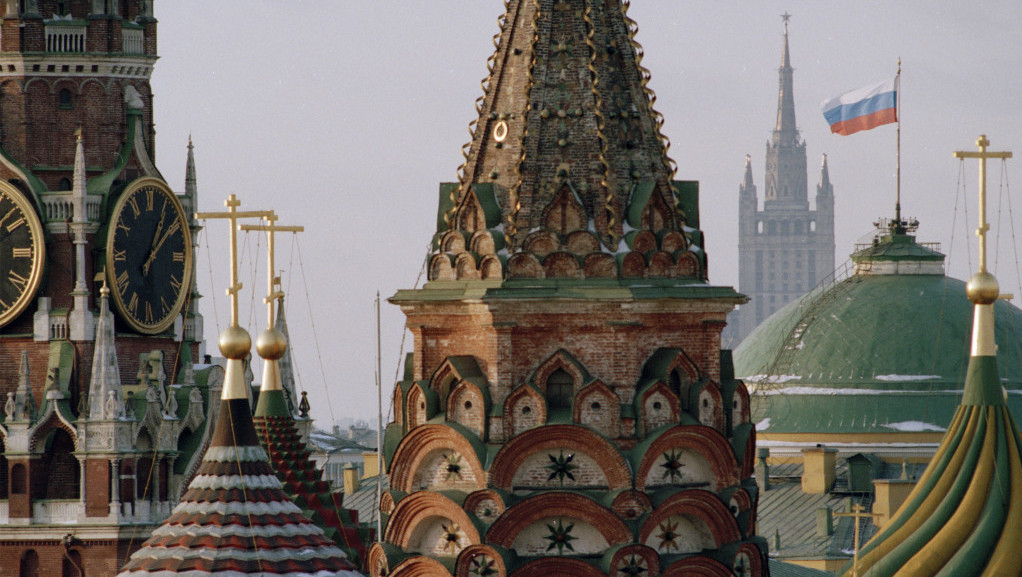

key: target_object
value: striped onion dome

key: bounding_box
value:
[843,271,1022,576]
[118,325,363,577]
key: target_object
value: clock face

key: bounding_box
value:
[0,182,45,328]
[106,178,192,335]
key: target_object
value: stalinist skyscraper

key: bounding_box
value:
[732,15,835,344]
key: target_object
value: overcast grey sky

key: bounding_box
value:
[150,2,1022,426]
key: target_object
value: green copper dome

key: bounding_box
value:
[734,231,1022,435]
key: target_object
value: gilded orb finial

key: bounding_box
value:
[256,327,287,361]
[218,325,252,360]
[967,271,999,305]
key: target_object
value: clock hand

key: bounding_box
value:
[142,203,168,276]
[142,218,179,275]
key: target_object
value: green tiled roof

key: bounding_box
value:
[736,265,1022,432]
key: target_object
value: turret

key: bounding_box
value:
[87,285,122,420]
[739,154,759,238]
[814,153,834,233]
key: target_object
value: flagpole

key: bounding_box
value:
[896,58,902,231]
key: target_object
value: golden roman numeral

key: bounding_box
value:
[116,270,129,293]
[169,275,181,291]
[145,301,153,323]
[113,249,126,261]
[160,296,170,315]
[145,189,154,211]
[0,297,8,309]
[128,196,141,218]
[8,270,28,291]
[12,247,31,258]
[117,222,131,235]
[172,251,184,262]
[6,216,25,232]
[127,292,139,316]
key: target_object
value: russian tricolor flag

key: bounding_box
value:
[821,78,898,136]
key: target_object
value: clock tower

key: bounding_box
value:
[0,2,216,576]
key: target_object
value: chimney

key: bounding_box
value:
[816,507,834,537]
[343,463,360,495]
[756,447,770,491]
[801,445,838,494]
[873,476,917,528]
[362,451,381,479]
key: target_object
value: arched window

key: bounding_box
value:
[58,178,71,191]
[670,369,692,412]
[20,550,40,577]
[62,550,83,577]
[58,89,72,110]
[41,429,80,499]
[11,463,27,494]
[546,368,574,410]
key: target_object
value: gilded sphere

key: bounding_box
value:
[256,327,288,360]
[218,325,252,359]
[966,271,999,305]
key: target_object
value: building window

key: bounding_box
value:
[546,368,574,410]
[11,463,27,494]
[56,1,67,15]
[20,550,40,577]
[59,89,72,110]
[61,550,83,577]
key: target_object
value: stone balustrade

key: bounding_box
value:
[45,23,86,53]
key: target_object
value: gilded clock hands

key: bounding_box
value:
[142,216,180,276]
[142,201,168,276]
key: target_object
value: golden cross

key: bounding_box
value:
[835,504,883,577]
[953,135,1012,273]
[194,194,272,328]
[240,213,304,329]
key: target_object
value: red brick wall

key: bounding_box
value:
[0,540,143,577]
[86,458,111,517]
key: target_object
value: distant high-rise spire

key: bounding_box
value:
[775,13,798,145]
[818,154,832,192]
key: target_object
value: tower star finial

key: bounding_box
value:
[781,12,791,30]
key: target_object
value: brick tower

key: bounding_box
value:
[731,15,836,343]
[0,2,215,575]
[375,2,766,576]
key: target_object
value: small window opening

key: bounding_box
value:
[546,368,574,409]
[58,89,72,110]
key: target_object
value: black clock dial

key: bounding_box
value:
[0,183,45,328]
[107,178,192,334]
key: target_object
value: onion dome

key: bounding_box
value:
[428,0,708,283]
[735,222,1022,441]
[118,322,363,577]
[844,272,1022,574]
[837,136,1022,576]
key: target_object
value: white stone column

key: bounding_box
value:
[110,458,121,517]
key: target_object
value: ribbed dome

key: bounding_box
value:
[735,231,1022,435]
